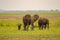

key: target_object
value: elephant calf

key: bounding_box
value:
[38,17,49,30]
[17,24,21,30]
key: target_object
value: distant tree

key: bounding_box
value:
[50,9,54,12]
[55,9,58,12]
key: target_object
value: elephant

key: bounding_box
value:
[38,17,49,30]
[23,14,39,31]
[17,23,21,30]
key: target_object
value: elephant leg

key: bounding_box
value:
[38,25,41,30]
[24,24,27,31]
[18,26,20,30]
[27,25,29,31]
[44,24,46,29]
[31,23,34,30]
[46,23,49,29]
[42,25,44,30]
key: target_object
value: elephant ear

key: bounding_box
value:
[33,14,39,21]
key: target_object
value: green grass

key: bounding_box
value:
[0,12,60,40]
[0,20,60,35]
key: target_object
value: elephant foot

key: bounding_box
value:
[39,27,43,30]
[23,29,28,31]
[39,29,43,30]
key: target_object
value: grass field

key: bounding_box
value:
[0,12,60,40]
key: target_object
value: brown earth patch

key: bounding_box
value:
[0,16,23,20]
[0,16,60,20]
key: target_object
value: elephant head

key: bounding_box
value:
[33,14,39,22]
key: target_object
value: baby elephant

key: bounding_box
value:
[17,24,21,30]
[38,17,49,30]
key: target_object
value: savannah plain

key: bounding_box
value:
[0,12,60,40]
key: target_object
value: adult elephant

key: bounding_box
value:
[23,14,39,31]
[38,17,49,30]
